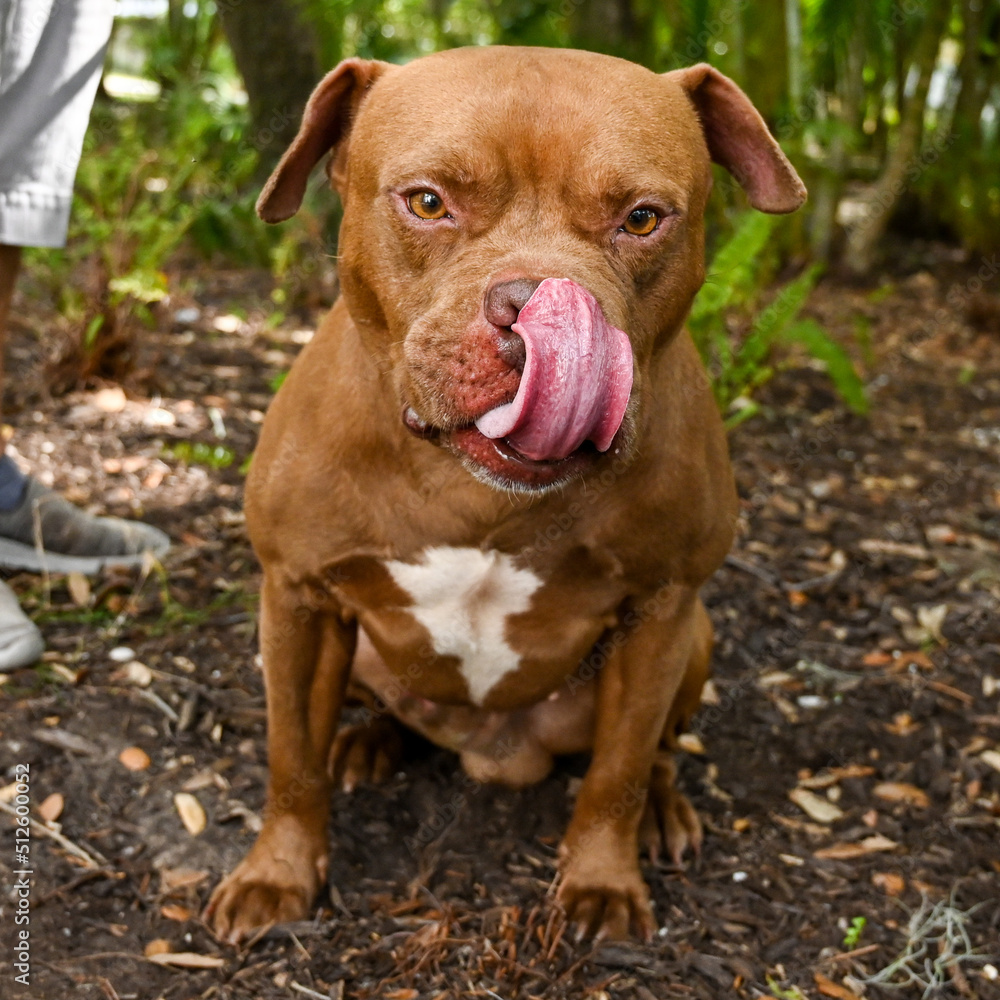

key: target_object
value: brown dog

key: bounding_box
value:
[205,46,805,943]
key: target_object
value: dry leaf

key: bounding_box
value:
[700,679,720,705]
[159,868,209,893]
[885,712,919,735]
[119,746,151,771]
[147,951,225,969]
[383,990,420,1000]
[862,650,893,667]
[677,732,705,755]
[814,972,863,999]
[144,938,172,957]
[872,871,906,895]
[814,835,897,860]
[160,903,193,922]
[173,792,206,836]
[66,572,91,607]
[789,787,844,824]
[798,765,875,789]
[979,750,1000,774]
[916,604,948,644]
[93,386,127,412]
[873,782,930,808]
[115,660,153,687]
[38,792,64,823]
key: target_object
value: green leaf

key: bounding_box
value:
[781,319,870,414]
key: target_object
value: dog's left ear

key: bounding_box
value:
[257,58,392,223]
[666,63,806,214]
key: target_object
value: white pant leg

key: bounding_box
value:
[0,0,114,247]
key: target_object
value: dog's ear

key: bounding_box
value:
[257,58,392,223]
[665,63,806,214]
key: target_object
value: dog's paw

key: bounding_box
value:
[556,861,654,942]
[204,824,327,944]
[639,754,702,866]
[328,718,403,792]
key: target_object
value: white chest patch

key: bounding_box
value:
[385,546,543,705]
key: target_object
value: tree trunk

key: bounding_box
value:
[569,0,654,67]
[218,0,320,176]
[844,1,950,273]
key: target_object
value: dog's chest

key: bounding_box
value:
[383,546,543,705]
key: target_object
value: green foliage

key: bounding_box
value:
[689,213,868,426]
[843,915,868,949]
[162,440,237,469]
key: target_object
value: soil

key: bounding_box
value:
[1,240,999,1000]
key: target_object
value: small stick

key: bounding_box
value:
[0,799,108,867]
[816,942,881,966]
[291,983,330,1000]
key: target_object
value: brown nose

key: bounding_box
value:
[484,278,540,373]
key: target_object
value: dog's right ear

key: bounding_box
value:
[257,58,392,223]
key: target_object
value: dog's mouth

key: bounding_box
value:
[401,278,634,492]
[402,407,601,491]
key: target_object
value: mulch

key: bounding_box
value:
[1,244,998,999]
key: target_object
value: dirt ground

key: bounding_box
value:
[1,242,999,1000]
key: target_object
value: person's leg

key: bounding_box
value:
[0,1,169,671]
[0,241,39,673]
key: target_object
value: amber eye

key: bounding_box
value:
[408,191,448,220]
[622,207,659,236]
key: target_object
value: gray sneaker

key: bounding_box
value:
[0,477,170,574]
[0,579,43,672]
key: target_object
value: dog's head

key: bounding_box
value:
[259,47,805,493]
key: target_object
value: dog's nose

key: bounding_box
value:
[484,278,540,373]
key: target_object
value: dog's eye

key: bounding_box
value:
[621,208,659,236]
[408,191,448,220]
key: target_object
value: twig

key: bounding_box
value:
[724,554,782,587]
[291,983,331,1000]
[0,799,108,867]
[134,687,180,722]
[36,867,119,904]
[817,942,881,966]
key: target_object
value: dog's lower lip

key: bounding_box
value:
[402,406,440,440]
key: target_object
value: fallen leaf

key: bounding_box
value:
[700,679,721,705]
[872,872,906,895]
[147,951,225,969]
[916,604,948,644]
[93,386,128,413]
[113,660,153,687]
[38,792,64,823]
[160,903,193,922]
[873,782,930,809]
[173,793,206,836]
[798,765,875,789]
[66,572,91,607]
[789,788,844,824]
[814,972,863,999]
[119,746,151,771]
[885,712,919,736]
[814,835,898,860]
[677,732,705,755]
[159,868,209,893]
[144,938,172,957]
[980,750,1000,774]
[383,991,420,1000]
[862,650,893,667]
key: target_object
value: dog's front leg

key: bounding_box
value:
[557,585,699,942]
[205,573,356,943]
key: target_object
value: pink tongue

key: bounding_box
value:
[474,278,633,461]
